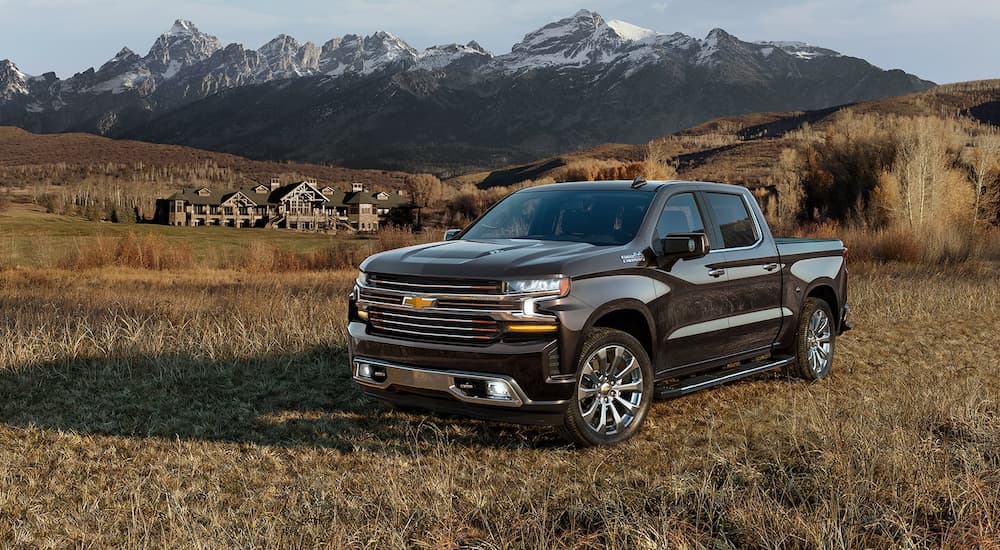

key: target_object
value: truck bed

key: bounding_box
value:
[774,237,844,257]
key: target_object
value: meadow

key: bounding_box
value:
[0,206,997,547]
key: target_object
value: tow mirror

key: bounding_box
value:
[444,228,463,241]
[656,233,710,267]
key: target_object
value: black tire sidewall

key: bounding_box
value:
[795,298,835,380]
[562,328,654,447]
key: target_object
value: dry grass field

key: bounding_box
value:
[0,260,997,548]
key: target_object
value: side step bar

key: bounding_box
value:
[656,356,795,399]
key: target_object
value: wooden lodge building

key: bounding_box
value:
[156,179,417,232]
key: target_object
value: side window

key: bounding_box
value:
[705,192,760,249]
[655,193,706,240]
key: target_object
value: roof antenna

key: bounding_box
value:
[631,175,647,189]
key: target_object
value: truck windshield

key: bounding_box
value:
[460,189,654,246]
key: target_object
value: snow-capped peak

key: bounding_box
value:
[415,42,492,70]
[168,20,198,37]
[606,20,658,42]
[148,19,222,66]
[511,9,611,53]
[260,34,300,54]
[256,34,321,78]
[501,9,635,73]
[111,47,136,62]
[0,59,30,100]
[319,31,418,76]
[694,28,737,67]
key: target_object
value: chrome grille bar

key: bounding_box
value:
[368,306,501,344]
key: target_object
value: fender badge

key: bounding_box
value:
[402,296,438,309]
[620,252,644,264]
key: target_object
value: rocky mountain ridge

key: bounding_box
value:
[0,10,934,172]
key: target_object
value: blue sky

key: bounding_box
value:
[1,0,997,84]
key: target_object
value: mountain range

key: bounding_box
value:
[0,10,934,174]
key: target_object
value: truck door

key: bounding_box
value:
[701,191,784,357]
[648,192,735,372]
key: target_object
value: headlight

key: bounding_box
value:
[357,271,368,287]
[504,278,570,296]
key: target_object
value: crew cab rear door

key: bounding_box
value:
[701,191,784,357]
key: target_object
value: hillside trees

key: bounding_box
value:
[963,129,1000,227]
[796,112,990,232]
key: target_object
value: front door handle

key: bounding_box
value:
[763,263,779,272]
[707,268,726,278]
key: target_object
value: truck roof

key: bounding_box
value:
[521,180,746,193]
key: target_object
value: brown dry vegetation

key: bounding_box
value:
[0,263,997,547]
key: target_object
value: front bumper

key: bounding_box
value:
[348,321,574,425]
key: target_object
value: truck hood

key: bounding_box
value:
[360,238,628,279]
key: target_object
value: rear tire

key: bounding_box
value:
[560,328,654,447]
[787,298,836,380]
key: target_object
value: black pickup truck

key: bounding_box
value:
[349,181,849,446]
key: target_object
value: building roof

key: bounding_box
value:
[167,181,416,208]
[343,190,414,207]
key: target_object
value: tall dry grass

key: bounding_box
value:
[790,223,1000,265]
[43,226,437,273]
[0,266,997,547]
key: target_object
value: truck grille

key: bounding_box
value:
[368,307,501,345]
[367,273,503,295]
[358,287,521,312]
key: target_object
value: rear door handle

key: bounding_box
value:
[763,263,779,272]
[707,268,726,278]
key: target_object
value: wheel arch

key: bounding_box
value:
[805,282,839,330]
[581,300,656,364]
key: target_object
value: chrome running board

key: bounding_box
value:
[656,356,795,399]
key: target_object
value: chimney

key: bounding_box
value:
[351,182,364,193]
[306,177,317,185]
[270,176,281,190]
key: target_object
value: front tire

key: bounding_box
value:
[561,328,654,447]
[788,298,836,380]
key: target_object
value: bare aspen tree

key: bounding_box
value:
[892,116,965,228]
[964,129,1000,227]
[773,148,803,227]
[404,173,446,227]
[643,141,678,180]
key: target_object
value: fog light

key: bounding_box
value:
[356,362,373,379]
[486,381,512,399]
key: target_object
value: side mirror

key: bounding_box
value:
[656,233,710,267]
[444,228,463,241]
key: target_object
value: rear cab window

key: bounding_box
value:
[704,192,760,249]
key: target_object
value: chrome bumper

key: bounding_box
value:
[352,357,569,409]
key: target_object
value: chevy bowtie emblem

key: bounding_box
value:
[402,296,438,309]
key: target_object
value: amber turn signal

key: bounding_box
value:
[506,323,558,333]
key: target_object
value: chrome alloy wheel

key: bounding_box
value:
[576,344,644,436]
[806,308,833,374]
